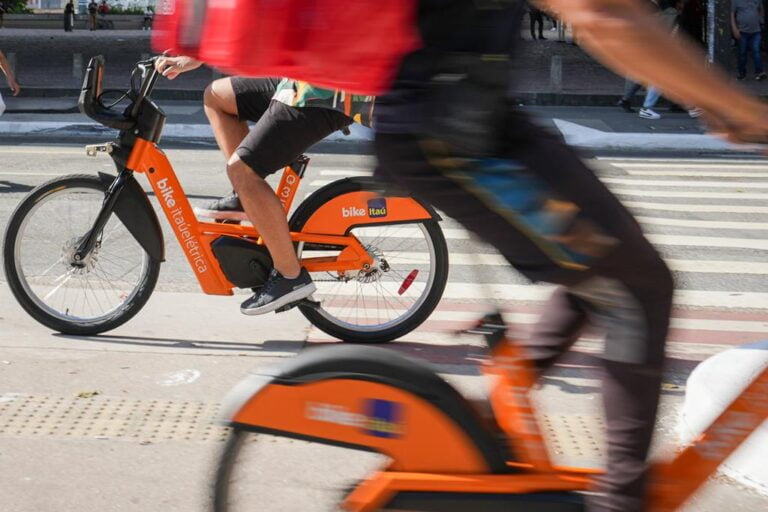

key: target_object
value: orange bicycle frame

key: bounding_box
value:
[124,138,434,295]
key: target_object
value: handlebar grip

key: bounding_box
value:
[78,56,136,131]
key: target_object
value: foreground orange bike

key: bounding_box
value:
[214,312,768,511]
[2,56,448,343]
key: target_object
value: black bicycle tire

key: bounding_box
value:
[290,178,449,344]
[3,174,161,335]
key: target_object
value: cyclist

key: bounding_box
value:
[371,0,768,510]
[154,56,374,314]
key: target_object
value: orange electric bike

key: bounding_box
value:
[213,312,768,511]
[2,56,448,343]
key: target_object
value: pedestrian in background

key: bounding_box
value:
[732,0,766,80]
[88,0,97,30]
[0,2,5,30]
[142,5,153,31]
[0,49,21,117]
[64,0,75,32]
[528,3,546,40]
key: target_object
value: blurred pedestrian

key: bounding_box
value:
[0,49,21,117]
[64,0,75,32]
[732,0,766,80]
[88,0,98,30]
[142,5,153,31]
[0,2,5,30]
[528,3,546,40]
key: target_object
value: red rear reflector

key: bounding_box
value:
[398,269,419,295]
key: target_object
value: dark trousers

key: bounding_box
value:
[530,10,544,39]
[738,31,764,76]
[374,108,672,511]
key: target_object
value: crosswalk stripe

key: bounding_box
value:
[646,234,768,250]
[603,177,768,189]
[316,282,768,309]
[330,224,768,250]
[374,252,768,274]
[622,170,768,178]
[612,188,766,200]
[597,158,766,165]
[319,170,371,177]
[610,162,768,169]
[635,216,768,230]
[623,200,768,214]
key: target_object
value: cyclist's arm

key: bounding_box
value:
[0,50,20,96]
[535,0,768,142]
[155,55,203,80]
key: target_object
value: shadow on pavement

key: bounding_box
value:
[0,180,34,193]
[55,333,306,353]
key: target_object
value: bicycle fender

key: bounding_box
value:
[220,345,509,474]
[289,177,441,236]
[98,172,165,261]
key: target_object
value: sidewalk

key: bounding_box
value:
[2,28,767,104]
[0,97,749,154]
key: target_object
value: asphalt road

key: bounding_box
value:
[1,142,767,511]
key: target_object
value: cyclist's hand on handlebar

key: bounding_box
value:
[154,55,202,80]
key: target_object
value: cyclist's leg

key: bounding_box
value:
[374,110,672,511]
[228,102,351,282]
[203,77,280,160]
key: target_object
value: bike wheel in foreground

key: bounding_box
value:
[214,429,384,512]
[3,174,160,335]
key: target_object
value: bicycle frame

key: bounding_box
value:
[122,137,435,295]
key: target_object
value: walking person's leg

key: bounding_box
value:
[529,12,537,40]
[639,87,662,119]
[617,80,642,112]
[750,32,766,79]
[738,34,749,78]
[536,12,544,39]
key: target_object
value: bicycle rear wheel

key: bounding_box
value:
[3,174,160,335]
[292,179,449,343]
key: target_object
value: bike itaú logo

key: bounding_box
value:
[367,198,388,218]
[305,399,404,438]
[156,177,208,274]
[341,198,388,219]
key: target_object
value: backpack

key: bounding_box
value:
[152,0,421,95]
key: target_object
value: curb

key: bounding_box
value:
[0,120,375,142]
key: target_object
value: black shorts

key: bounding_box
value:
[230,77,353,177]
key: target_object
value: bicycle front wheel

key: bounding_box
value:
[3,174,160,335]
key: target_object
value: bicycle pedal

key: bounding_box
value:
[275,298,321,314]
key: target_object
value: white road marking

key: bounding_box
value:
[647,234,768,251]
[623,200,768,214]
[623,170,768,178]
[317,281,768,309]
[612,188,766,200]
[610,162,768,169]
[0,172,64,176]
[157,369,201,386]
[635,216,768,230]
[319,170,371,177]
[603,177,768,189]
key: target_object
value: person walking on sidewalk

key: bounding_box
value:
[637,0,683,119]
[64,0,75,32]
[88,0,97,30]
[732,0,766,81]
[528,2,546,40]
[0,49,21,117]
